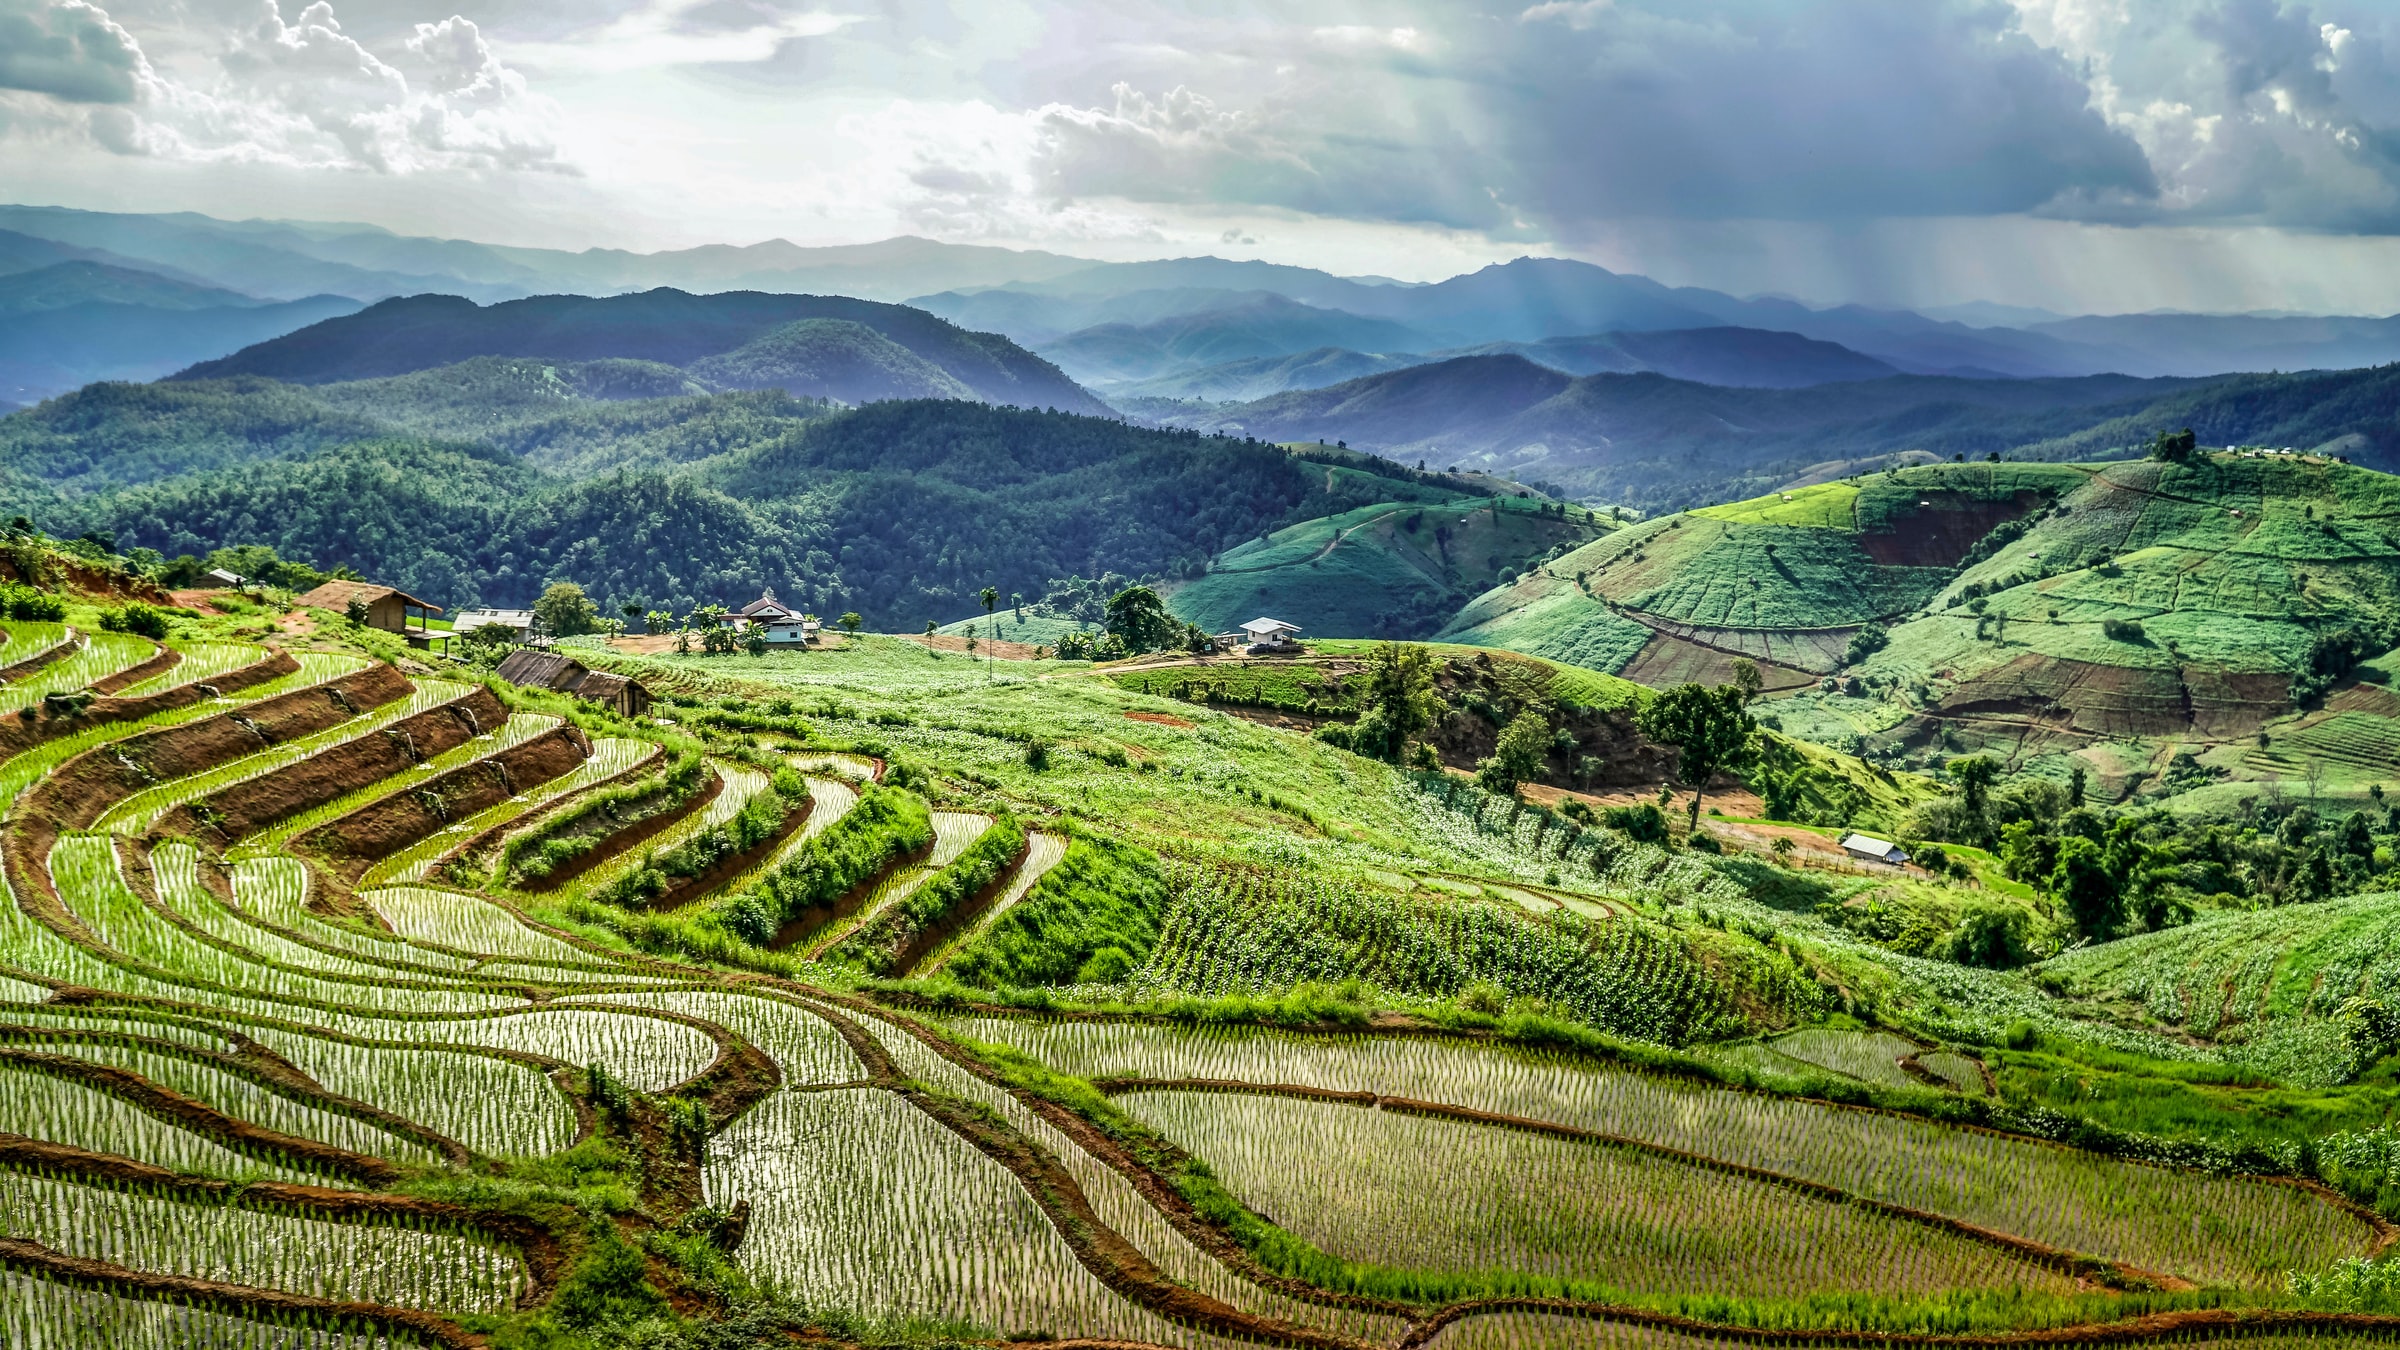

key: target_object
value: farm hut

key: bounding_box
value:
[1839,833,1909,866]
[453,608,534,641]
[495,649,652,718]
[721,588,815,645]
[204,567,244,588]
[1233,617,1304,653]
[296,580,442,637]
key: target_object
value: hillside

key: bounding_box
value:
[1162,493,1609,638]
[175,288,1111,414]
[4,398,1455,625]
[1179,358,2400,507]
[0,540,2387,1344]
[1445,454,2400,814]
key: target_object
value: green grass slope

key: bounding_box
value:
[1439,462,2088,676]
[1165,494,1606,638]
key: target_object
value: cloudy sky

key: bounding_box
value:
[3,0,2400,312]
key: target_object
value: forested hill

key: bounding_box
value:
[175,289,1111,415]
[1176,357,2400,509]
[14,396,1445,625]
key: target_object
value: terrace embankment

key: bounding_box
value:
[293,722,593,884]
[1931,655,2291,741]
[0,649,297,764]
[509,770,721,893]
[157,685,508,848]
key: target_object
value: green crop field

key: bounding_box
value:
[0,534,2391,1350]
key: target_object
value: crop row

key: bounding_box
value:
[816,1000,1412,1344]
[0,1267,423,1349]
[160,846,473,985]
[113,640,268,699]
[0,1168,522,1312]
[917,828,1068,977]
[97,678,468,835]
[234,711,562,856]
[27,1034,437,1164]
[1126,1087,2080,1300]
[0,1062,328,1184]
[237,1026,577,1159]
[50,834,518,1014]
[953,1017,2365,1289]
[360,736,656,888]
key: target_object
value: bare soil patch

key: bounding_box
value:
[1123,710,1194,729]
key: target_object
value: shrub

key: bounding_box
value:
[98,603,170,640]
[2100,617,2146,642]
[0,584,63,622]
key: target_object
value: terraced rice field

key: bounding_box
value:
[0,631,2375,1347]
[113,640,265,697]
[802,809,990,956]
[954,1017,2369,1290]
[1125,1088,2079,1299]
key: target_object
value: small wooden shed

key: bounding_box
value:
[495,649,652,718]
[297,580,442,635]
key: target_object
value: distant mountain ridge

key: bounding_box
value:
[175,289,1109,415]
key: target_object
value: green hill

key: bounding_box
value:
[1444,454,2400,811]
[1163,492,1605,638]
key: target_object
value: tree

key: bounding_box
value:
[839,612,862,636]
[1729,659,1763,703]
[1476,711,1551,796]
[620,602,644,628]
[1011,592,1025,622]
[643,609,674,636]
[743,627,768,657]
[1358,642,1445,761]
[979,586,1000,678]
[534,582,601,638]
[1637,682,1756,833]
[343,597,369,628]
[1843,626,1889,667]
[1104,585,1176,653]
[2147,427,2199,463]
[1949,756,2000,817]
[2050,837,2122,939]
[2067,764,2087,808]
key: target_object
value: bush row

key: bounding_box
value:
[821,814,1024,977]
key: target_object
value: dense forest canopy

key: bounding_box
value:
[6,392,1442,626]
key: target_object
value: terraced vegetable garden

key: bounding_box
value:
[0,616,2385,1350]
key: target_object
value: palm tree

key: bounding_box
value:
[979,586,999,679]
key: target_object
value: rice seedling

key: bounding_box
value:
[0,1003,241,1052]
[96,678,469,835]
[1767,1027,1925,1090]
[705,1086,1203,1344]
[0,1267,426,1349]
[157,846,470,984]
[0,652,373,820]
[113,641,268,698]
[0,619,71,667]
[0,1170,523,1312]
[27,1036,439,1164]
[297,1005,718,1094]
[0,1064,327,1183]
[1419,1309,1736,1350]
[239,1027,578,1158]
[575,988,859,1083]
[555,762,771,903]
[229,858,481,974]
[692,775,859,904]
[952,1018,2367,1288]
[359,736,655,888]
[916,829,1068,977]
[788,751,879,780]
[365,884,630,969]
[1917,1050,1988,1094]
[801,811,989,957]
[233,712,562,856]
[1125,1088,2078,1300]
[823,1003,1410,1343]
[0,631,167,715]
[48,835,520,1014]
